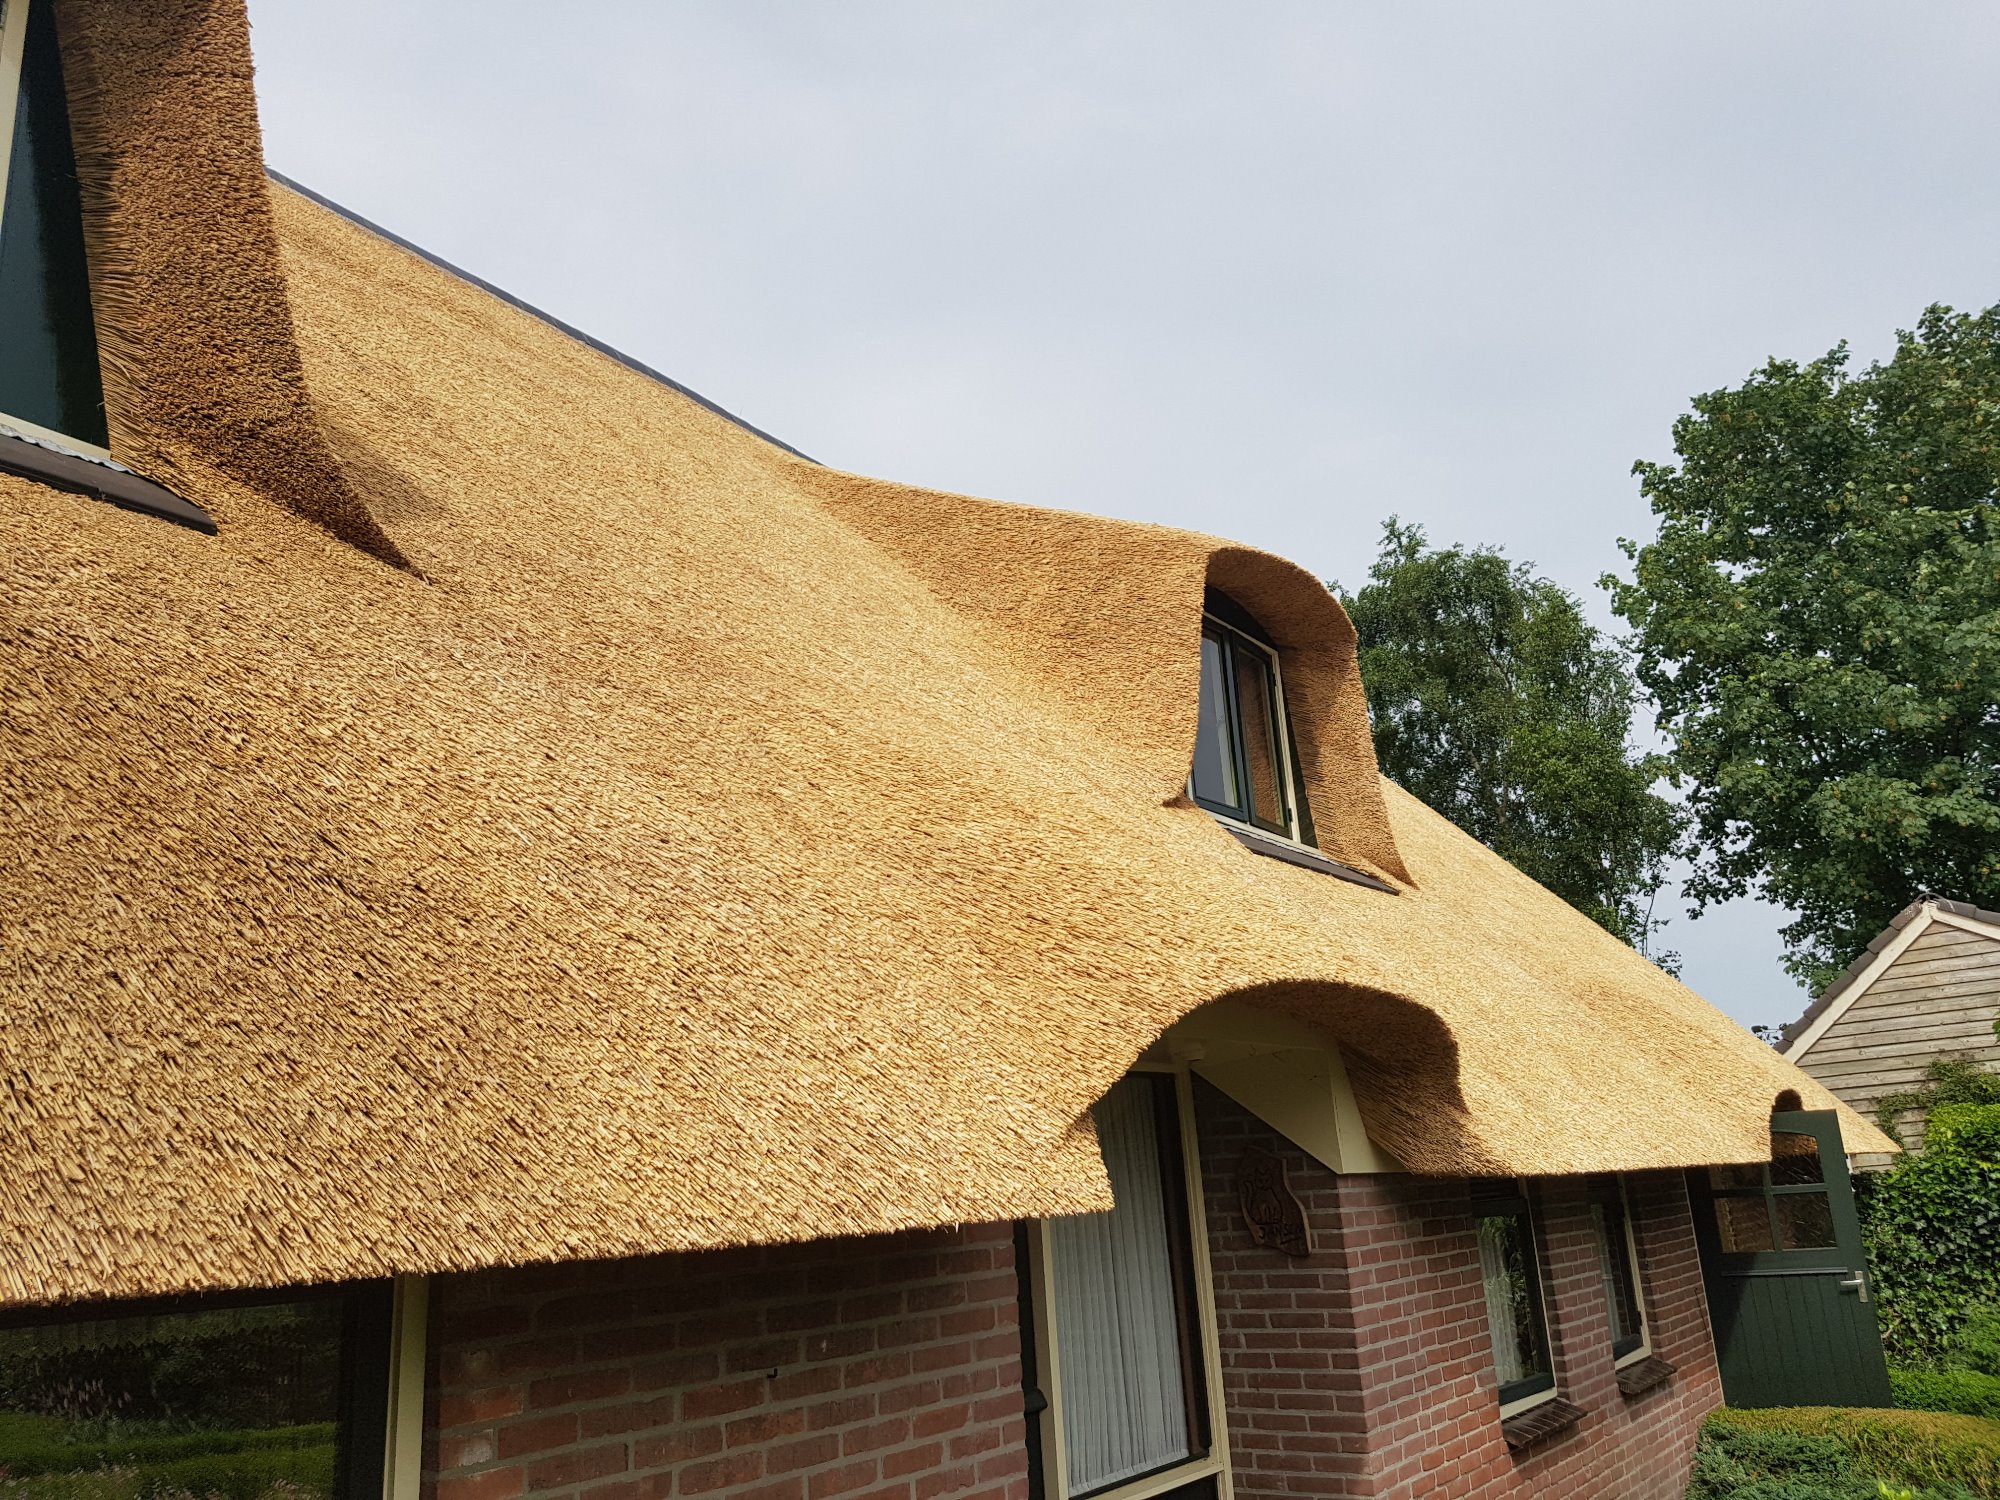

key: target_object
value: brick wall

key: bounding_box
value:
[421,1088,1722,1500]
[1193,1080,1723,1500]
[424,1225,1029,1500]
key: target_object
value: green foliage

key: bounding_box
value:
[0,1422,334,1500]
[1698,1407,2000,1497]
[1606,303,2000,988]
[0,1423,334,1478]
[1874,1062,2000,1139]
[1895,1367,2000,1422]
[1339,518,1684,958]
[1948,1307,2000,1380]
[1855,1114,2000,1363]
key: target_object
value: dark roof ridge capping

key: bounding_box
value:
[264,169,817,466]
[1779,895,2000,1049]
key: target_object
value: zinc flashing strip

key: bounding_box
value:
[264,169,818,466]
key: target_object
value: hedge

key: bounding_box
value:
[0,1424,335,1478]
[1895,1368,2000,1422]
[1702,1407,2000,1497]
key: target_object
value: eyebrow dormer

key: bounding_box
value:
[0,0,109,454]
[1190,587,1318,849]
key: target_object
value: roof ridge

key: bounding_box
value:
[264,167,818,466]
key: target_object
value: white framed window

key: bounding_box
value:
[1587,1177,1650,1367]
[1471,1179,1559,1417]
[0,1275,426,1500]
[0,0,111,455]
[1023,1068,1231,1500]
[1189,591,1311,846]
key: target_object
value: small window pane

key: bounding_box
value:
[0,1299,349,1500]
[1228,640,1287,833]
[1712,1194,1775,1253]
[1769,1133,1824,1185]
[1190,633,1239,811]
[1048,1077,1204,1496]
[1590,1200,1644,1354]
[1776,1193,1837,1251]
[1476,1210,1551,1397]
[1709,1161,1765,1190]
[0,0,108,446]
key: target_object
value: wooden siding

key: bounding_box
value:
[1796,921,2000,1155]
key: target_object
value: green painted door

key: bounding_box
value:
[1688,1109,1892,1409]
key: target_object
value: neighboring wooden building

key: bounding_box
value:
[1783,899,2000,1163]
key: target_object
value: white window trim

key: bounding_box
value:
[1025,1065,1233,1500]
[383,1275,428,1500]
[1193,609,1307,848]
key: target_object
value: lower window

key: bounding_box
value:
[1472,1180,1556,1412]
[0,1282,408,1500]
[1587,1176,1649,1363]
[1027,1071,1227,1500]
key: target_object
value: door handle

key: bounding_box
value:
[1839,1274,1869,1303]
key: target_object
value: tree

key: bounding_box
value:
[1339,520,1684,961]
[1605,304,2000,990]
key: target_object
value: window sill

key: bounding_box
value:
[1499,1396,1585,1450]
[1615,1354,1676,1399]
[1217,820,1398,893]
[0,431,214,534]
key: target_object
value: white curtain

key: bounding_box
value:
[1477,1216,1527,1386]
[1048,1078,1191,1496]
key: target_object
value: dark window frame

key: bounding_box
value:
[0,0,111,451]
[1470,1179,1558,1412]
[1586,1175,1649,1364]
[0,1280,397,1500]
[1190,591,1314,845]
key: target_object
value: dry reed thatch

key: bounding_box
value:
[0,0,1891,1310]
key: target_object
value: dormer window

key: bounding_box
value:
[1190,590,1313,844]
[0,0,110,452]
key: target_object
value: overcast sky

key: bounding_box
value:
[243,1,2000,1032]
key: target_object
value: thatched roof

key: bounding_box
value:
[0,0,1888,1309]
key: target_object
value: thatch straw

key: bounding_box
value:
[51,0,411,571]
[0,0,1890,1312]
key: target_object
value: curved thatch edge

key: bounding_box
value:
[54,0,411,569]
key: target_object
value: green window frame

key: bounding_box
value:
[1471,1179,1558,1414]
[1189,590,1315,845]
[0,0,109,452]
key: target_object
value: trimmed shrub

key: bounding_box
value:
[0,1424,335,1478]
[1949,1307,2000,1380]
[1704,1407,2000,1497]
[1894,1368,2000,1422]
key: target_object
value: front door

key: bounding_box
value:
[1688,1109,1892,1409]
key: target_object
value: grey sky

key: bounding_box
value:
[244,1,2000,1032]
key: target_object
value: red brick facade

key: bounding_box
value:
[423,1082,1722,1500]
[1193,1081,1722,1499]
[425,1226,1029,1500]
